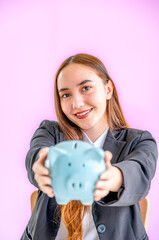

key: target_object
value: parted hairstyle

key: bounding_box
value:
[54,53,129,240]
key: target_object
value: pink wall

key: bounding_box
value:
[0,0,158,239]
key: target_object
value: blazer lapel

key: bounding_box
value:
[103,129,126,164]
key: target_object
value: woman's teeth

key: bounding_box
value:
[76,109,91,116]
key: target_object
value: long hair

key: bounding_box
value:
[54,53,129,240]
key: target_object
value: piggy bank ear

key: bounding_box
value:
[85,147,105,162]
[45,146,67,168]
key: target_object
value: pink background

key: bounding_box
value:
[0,0,158,239]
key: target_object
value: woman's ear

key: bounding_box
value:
[105,80,114,100]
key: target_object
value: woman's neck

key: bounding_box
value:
[82,125,109,143]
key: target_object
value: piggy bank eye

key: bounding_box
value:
[68,163,71,166]
[82,163,85,167]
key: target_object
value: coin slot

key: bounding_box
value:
[74,143,77,148]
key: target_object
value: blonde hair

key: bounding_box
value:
[54,53,129,240]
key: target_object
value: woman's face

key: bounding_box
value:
[57,63,113,139]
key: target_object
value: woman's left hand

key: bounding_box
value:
[94,151,123,202]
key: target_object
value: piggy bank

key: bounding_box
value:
[45,140,106,205]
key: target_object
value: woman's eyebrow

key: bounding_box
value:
[58,80,93,93]
[77,79,93,86]
[58,87,69,93]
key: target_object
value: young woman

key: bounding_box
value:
[21,53,158,240]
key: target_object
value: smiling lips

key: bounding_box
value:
[75,108,93,119]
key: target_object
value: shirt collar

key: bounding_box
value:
[82,128,109,148]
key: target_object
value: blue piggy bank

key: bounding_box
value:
[45,140,106,205]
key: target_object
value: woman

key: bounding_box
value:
[21,53,158,240]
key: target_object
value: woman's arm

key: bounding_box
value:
[95,130,158,206]
[32,147,54,197]
[25,120,63,188]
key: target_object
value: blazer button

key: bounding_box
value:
[97,224,106,233]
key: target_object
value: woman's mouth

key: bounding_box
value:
[75,108,93,119]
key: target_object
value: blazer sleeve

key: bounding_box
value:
[25,120,60,188]
[98,130,158,207]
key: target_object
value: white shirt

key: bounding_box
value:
[81,129,108,148]
[55,128,108,240]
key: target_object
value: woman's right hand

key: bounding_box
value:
[32,147,54,198]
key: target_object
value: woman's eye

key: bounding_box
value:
[61,93,70,98]
[82,86,91,92]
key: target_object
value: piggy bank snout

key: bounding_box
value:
[66,175,88,191]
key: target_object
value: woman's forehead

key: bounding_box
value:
[57,63,100,88]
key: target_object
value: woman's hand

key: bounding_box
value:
[94,151,123,201]
[32,147,54,198]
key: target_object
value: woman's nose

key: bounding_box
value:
[72,95,85,109]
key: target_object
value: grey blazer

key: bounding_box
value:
[21,120,158,240]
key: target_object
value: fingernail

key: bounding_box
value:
[39,152,44,157]
[43,168,48,174]
[96,183,99,188]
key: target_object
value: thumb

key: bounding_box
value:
[38,147,49,163]
[32,147,50,175]
[104,151,112,169]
